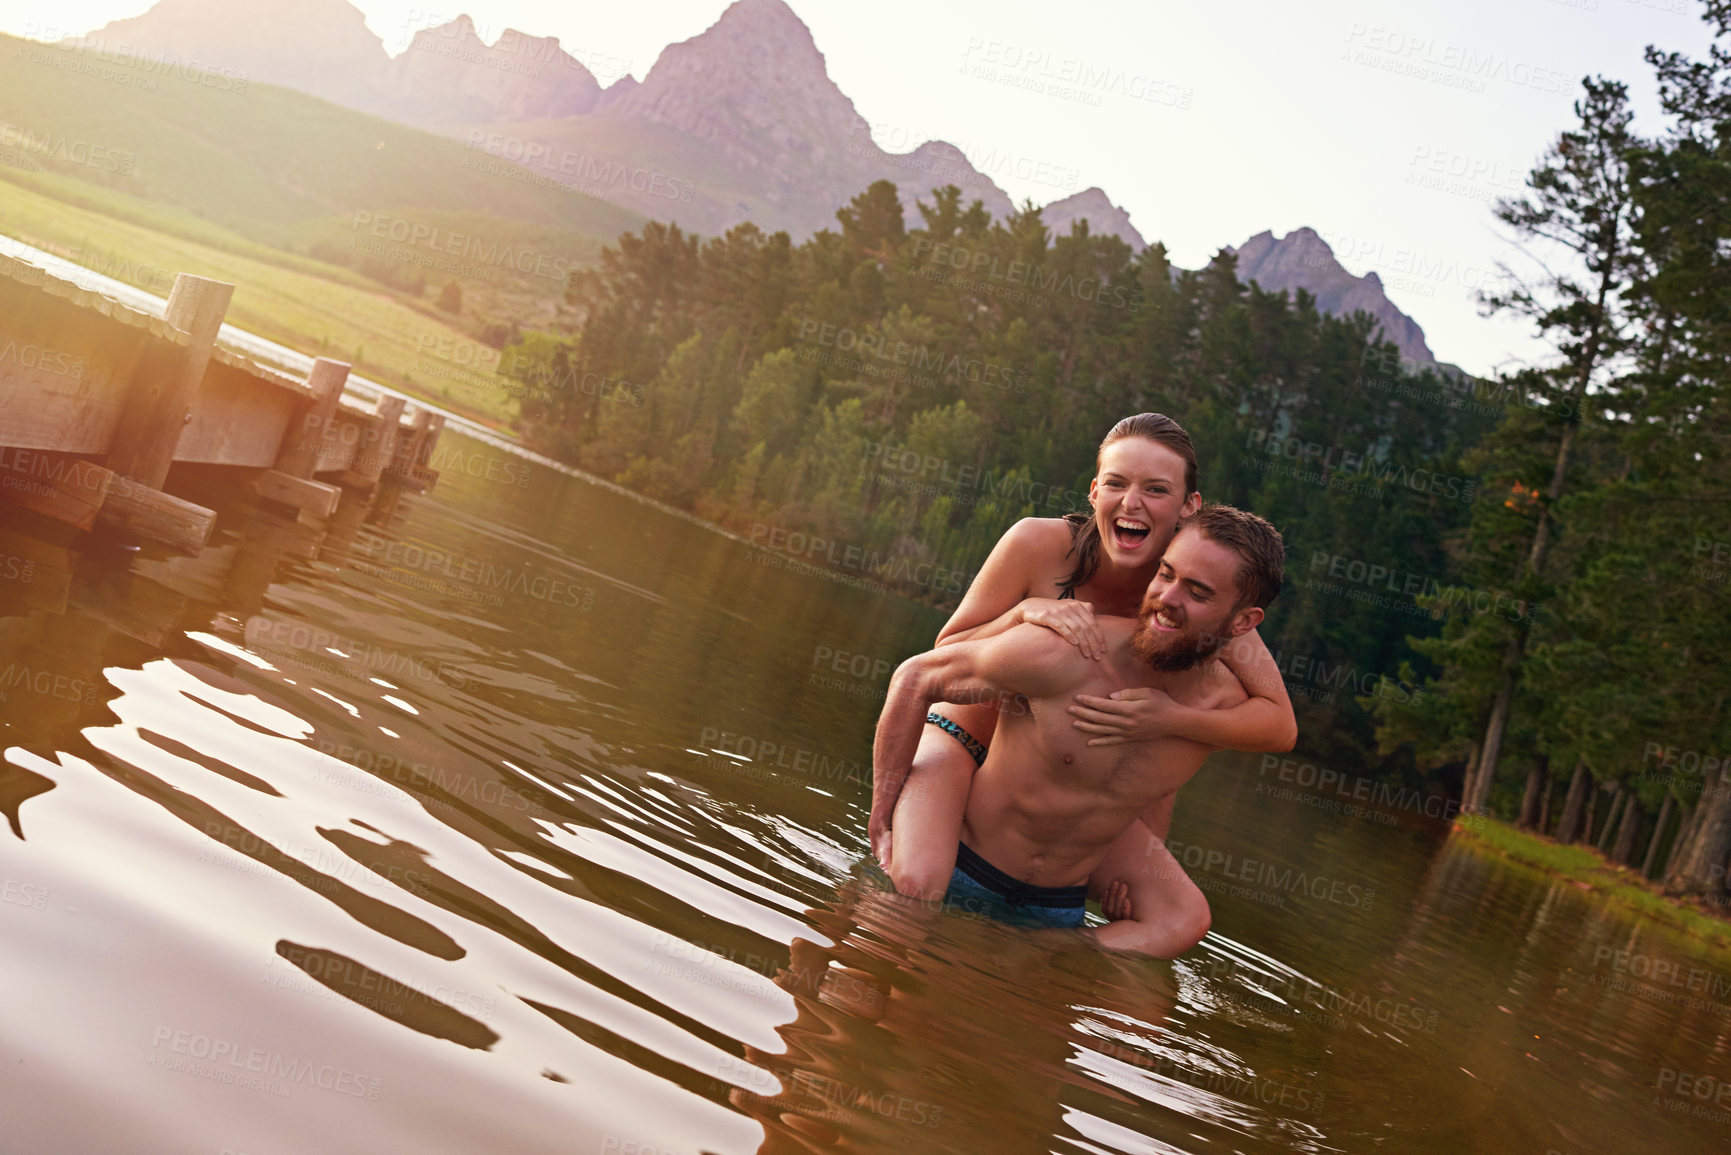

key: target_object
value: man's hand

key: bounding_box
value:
[1067,687,1179,746]
[868,810,894,870]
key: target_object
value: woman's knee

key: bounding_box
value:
[888,854,952,902]
[1169,884,1211,953]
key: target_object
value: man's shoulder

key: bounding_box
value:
[1148,657,1249,710]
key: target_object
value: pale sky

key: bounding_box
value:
[2,0,1717,376]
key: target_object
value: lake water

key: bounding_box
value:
[2,429,1728,1155]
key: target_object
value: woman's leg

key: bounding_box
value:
[1085,820,1211,958]
[884,701,998,901]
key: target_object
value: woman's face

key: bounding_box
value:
[1087,438,1200,574]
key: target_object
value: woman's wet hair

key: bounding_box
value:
[1058,413,1199,598]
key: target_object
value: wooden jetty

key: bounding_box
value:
[0,253,445,553]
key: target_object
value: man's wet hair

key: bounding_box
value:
[1172,503,1285,610]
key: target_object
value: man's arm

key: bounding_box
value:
[867,624,1083,862]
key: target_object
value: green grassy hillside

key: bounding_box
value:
[0,32,644,242]
[0,174,517,426]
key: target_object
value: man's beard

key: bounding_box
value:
[1132,606,1227,671]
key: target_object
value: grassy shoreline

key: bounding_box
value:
[1453,815,1731,952]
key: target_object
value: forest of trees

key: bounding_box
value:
[502,6,1731,902]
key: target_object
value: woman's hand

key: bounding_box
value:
[1067,687,1179,746]
[1019,598,1108,660]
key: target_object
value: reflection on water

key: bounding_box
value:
[1,434,1728,1154]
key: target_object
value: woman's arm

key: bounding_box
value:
[930,519,1108,659]
[1068,628,1298,751]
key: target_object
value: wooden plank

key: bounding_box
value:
[275,358,351,477]
[0,447,112,530]
[175,358,299,467]
[98,475,217,554]
[0,264,162,453]
[252,469,341,519]
[105,274,234,488]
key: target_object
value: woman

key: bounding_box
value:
[867,413,1296,956]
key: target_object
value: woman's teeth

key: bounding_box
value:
[1114,517,1150,545]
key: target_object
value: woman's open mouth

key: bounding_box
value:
[1112,516,1151,550]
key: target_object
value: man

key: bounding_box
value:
[870,504,1285,954]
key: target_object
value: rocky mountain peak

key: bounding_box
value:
[381,14,602,125]
[1232,228,1434,363]
[607,0,871,168]
[1042,187,1146,250]
[78,0,388,107]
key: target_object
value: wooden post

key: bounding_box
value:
[254,357,348,519]
[106,274,235,488]
[415,414,446,467]
[340,396,405,489]
[275,358,350,477]
[394,409,434,480]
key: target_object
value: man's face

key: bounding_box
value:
[1132,530,1260,671]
